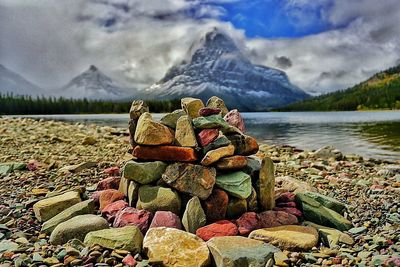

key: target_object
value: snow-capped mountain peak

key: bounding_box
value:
[0,64,43,96]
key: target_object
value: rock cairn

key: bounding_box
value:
[29,96,356,267]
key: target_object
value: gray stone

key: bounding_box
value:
[160,109,186,129]
[123,160,167,184]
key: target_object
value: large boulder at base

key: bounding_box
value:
[181,97,205,119]
[133,145,197,162]
[201,145,235,166]
[207,236,278,267]
[149,211,182,230]
[85,226,143,254]
[49,215,108,245]
[196,220,238,241]
[162,163,216,200]
[216,171,252,199]
[143,227,210,267]
[113,207,153,234]
[41,199,95,234]
[122,161,167,184]
[203,189,229,223]
[129,100,149,120]
[175,115,198,147]
[227,134,259,156]
[160,109,186,129]
[249,225,318,251]
[182,196,207,233]
[134,112,174,145]
[33,191,81,222]
[136,185,181,215]
[206,96,229,116]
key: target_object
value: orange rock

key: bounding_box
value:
[133,145,197,162]
[99,189,125,211]
[214,155,247,170]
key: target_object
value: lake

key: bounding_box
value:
[9,111,400,161]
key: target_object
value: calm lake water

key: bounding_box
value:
[10,111,400,161]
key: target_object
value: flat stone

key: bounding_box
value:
[33,191,81,222]
[199,107,221,117]
[134,112,174,145]
[348,226,367,234]
[216,171,252,199]
[160,109,186,129]
[42,199,95,234]
[227,134,259,156]
[85,226,143,254]
[214,155,247,171]
[97,177,121,191]
[203,134,231,154]
[201,145,235,166]
[203,189,229,223]
[101,200,128,223]
[99,189,125,211]
[122,161,167,184]
[175,115,198,147]
[226,197,247,219]
[249,225,319,251]
[196,220,238,241]
[162,163,216,200]
[275,176,316,193]
[207,236,278,267]
[129,100,149,120]
[304,221,354,248]
[149,211,182,229]
[259,157,275,210]
[198,129,219,147]
[144,227,210,267]
[236,212,262,236]
[303,192,346,214]
[133,145,197,162]
[49,215,109,245]
[193,115,230,130]
[224,109,245,132]
[181,97,205,118]
[258,210,298,228]
[206,96,229,116]
[182,196,207,233]
[136,185,181,215]
[113,207,153,234]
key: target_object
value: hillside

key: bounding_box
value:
[278,65,400,111]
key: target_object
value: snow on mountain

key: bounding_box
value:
[0,64,43,96]
[143,28,309,110]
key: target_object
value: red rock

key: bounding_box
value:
[197,129,219,147]
[104,166,120,176]
[99,189,125,211]
[275,192,296,203]
[236,212,262,236]
[203,189,229,223]
[133,145,197,162]
[276,201,297,208]
[27,159,39,171]
[91,190,104,205]
[196,220,238,241]
[199,107,221,116]
[149,211,182,229]
[101,200,128,223]
[97,177,121,191]
[224,109,245,132]
[273,207,303,217]
[214,155,247,170]
[258,210,298,228]
[122,254,137,267]
[113,207,153,234]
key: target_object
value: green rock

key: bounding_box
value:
[0,240,19,253]
[193,115,229,130]
[296,193,353,231]
[226,197,247,219]
[123,160,167,184]
[84,226,143,254]
[32,252,43,262]
[259,157,275,210]
[0,162,26,175]
[175,115,198,147]
[304,221,354,248]
[49,215,109,245]
[134,112,174,145]
[206,96,229,116]
[41,199,95,234]
[207,236,278,267]
[304,192,346,214]
[348,226,367,234]
[216,171,252,199]
[203,134,231,154]
[160,109,186,129]
[136,185,181,215]
[243,156,261,177]
[181,97,204,118]
[182,196,207,233]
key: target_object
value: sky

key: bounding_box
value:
[1,0,400,95]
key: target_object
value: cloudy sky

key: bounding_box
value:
[1,0,399,94]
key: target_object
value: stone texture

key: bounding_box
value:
[206,96,229,116]
[203,189,229,223]
[175,115,198,147]
[216,171,252,199]
[127,181,139,207]
[149,211,182,229]
[249,225,319,251]
[143,227,210,267]
[134,112,174,145]
[181,97,205,118]
[162,163,216,200]
[182,196,207,233]
[129,100,149,120]
[259,157,275,210]
[113,207,153,234]
[214,155,247,171]
[160,109,186,129]
[85,226,143,254]
[136,185,181,215]
[193,115,230,130]
[207,236,278,267]
[227,134,259,156]
[314,146,343,160]
[203,134,231,154]
[224,109,245,132]
[236,212,262,236]
[197,129,219,147]
[273,207,302,217]
[133,145,197,162]
[33,191,81,222]
[243,156,261,177]
[304,221,354,248]
[196,220,238,241]
[199,107,221,117]
[201,145,235,166]
[101,200,128,223]
[128,119,137,148]
[304,192,346,214]
[118,177,130,196]
[247,187,258,212]
[258,210,298,228]
[122,160,167,184]
[226,197,247,219]
[97,176,121,191]
[49,215,109,245]
[275,176,316,193]
[41,199,95,234]
[99,189,125,211]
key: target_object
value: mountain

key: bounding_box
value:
[0,64,43,96]
[277,64,400,111]
[58,65,129,100]
[142,28,309,111]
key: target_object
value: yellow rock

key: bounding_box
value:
[32,188,49,196]
[181,97,204,118]
[134,113,174,146]
[200,145,235,166]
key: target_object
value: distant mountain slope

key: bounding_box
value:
[0,64,43,96]
[142,28,309,111]
[278,65,400,111]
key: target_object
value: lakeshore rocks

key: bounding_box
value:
[216,171,252,199]
[182,196,207,233]
[122,161,167,184]
[303,191,346,214]
[259,157,275,210]
[143,227,210,267]
[196,220,239,241]
[181,97,205,118]
[175,115,198,147]
[133,145,197,162]
[134,112,174,145]
[136,185,181,215]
